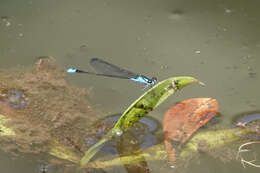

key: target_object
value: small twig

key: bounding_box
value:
[241,159,246,168]
[198,81,205,86]
[237,141,260,168]
[241,159,260,168]
[65,136,85,155]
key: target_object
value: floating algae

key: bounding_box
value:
[0,89,28,109]
[0,56,99,158]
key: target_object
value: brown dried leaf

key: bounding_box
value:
[163,98,218,164]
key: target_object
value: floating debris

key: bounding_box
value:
[163,98,218,164]
[247,66,257,78]
[79,44,88,52]
[1,16,9,22]
[0,56,94,158]
[0,89,28,109]
[224,8,232,14]
[168,9,184,21]
[195,50,201,54]
[1,16,11,26]
[65,136,84,155]
[35,56,55,70]
[234,112,260,139]
[18,33,24,37]
[237,141,260,168]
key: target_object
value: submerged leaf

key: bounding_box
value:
[163,98,218,164]
[80,76,203,167]
[87,127,259,169]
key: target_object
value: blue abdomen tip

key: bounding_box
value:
[67,68,77,73]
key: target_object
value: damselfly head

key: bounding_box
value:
[150,77,157,85]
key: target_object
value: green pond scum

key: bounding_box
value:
[80,76,204,167]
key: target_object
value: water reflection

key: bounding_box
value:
[83,114,160,173]
[84,114,160,155]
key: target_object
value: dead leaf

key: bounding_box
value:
[163,98,218,164]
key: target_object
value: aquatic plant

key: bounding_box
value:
[84,114,159,155]
[85,127,259,169]
[80,76,203,167]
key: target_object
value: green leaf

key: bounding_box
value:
[80,76,203,167]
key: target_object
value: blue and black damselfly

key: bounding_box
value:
[67,58,157,88]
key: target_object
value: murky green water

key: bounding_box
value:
[1,0,260,172]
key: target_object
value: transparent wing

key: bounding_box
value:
[90,58,138,79]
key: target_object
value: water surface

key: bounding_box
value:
[0,0,260,172]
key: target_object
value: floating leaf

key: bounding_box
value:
[163,98,218,164]
[80,76,203,167]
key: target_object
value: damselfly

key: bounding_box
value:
[67,58,157,88]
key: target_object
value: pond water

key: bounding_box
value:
[0,0,260,172]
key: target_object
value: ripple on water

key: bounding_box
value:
[0,89,28,109]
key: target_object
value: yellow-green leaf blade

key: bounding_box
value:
[80,76,202,167]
